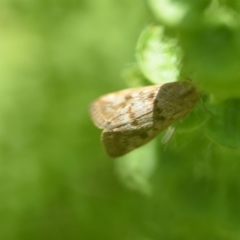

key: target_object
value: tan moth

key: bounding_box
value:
[89,81,200,158]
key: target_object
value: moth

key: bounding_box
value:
[89,81,200,158]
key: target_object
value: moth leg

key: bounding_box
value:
[161,126,176,152]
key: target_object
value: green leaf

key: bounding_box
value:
[115,140,157,195]
[121,64,149,88]
[176,100,209,133]
[205,99,240,148]
[148,0,209,28]
[179,4,240,100]
[136,25,182,84]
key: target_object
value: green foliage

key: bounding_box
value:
[117,0,240,239]
[136,25,182,84]
[149,0,240,100]
[1,0,240,239]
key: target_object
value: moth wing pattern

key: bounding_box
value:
[89,85,162,130]
[89,81,200,157]
[101,114,176,158]
[102,127,157,158]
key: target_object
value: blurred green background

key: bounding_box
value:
[2,0,240,239]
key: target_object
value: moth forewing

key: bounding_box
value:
[89,85,161,130]
[89,81,200,157]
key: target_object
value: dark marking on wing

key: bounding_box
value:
[131,119,139,126]
[125,95,132,100]
[127,106,135,119]
[155,108,162,114]
[156,116,166,121]
[148,92,155,98]
[140,132,148,139]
